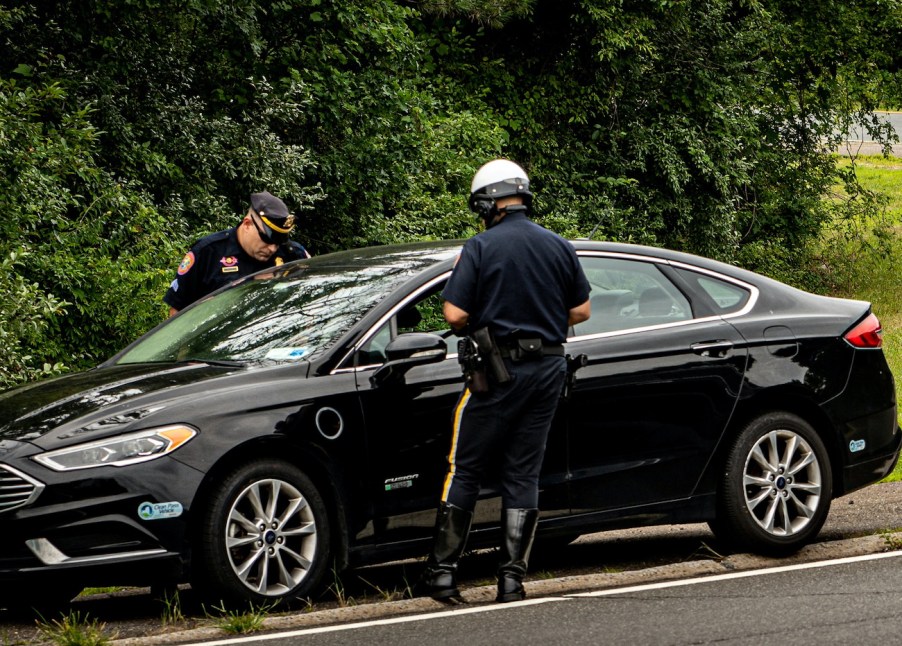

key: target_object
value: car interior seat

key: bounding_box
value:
[637,286,672,318]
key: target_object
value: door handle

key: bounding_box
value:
[690,340,734,357]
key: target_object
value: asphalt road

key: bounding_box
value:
[190,552,902,646]
[4,480,897,645]
[837,109,902,156]
[191,551,902,646]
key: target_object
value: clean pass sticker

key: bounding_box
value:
[138,501,184,520]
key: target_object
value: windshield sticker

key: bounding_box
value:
[849,439,866,453]
[265,347,310,360]
[138,501,184,520]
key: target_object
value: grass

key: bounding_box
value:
[206,602,274,635]
[35,611,115,646]
[838,156,902,220]
[77,588,122,597]
[881,529,902,551]
[158,588,185,626]
[831,155,902,481]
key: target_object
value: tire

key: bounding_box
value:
[711,412,832,555]
[192,460,331,607]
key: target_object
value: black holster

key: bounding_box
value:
[472,328,511,385]
[457,337,489,394]
[457,328,511,395]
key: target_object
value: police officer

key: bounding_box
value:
[164,191,310,316]
[417,159,591,604]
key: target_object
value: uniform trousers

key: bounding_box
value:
[441,355,567,511]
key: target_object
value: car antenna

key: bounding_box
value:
[584,206,611,240]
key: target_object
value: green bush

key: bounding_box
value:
[2,0,902,387]
[0,75,175,371]
[0,249,68,388]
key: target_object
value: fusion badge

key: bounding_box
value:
[385,474,419,491]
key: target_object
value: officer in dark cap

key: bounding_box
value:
[415,159,591,605]
[164,191,310,316]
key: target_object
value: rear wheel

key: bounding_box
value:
[192,460,331,607]
[710,412,832,555]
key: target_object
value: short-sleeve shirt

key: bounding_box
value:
[442,211,590,344]
[164,228,309,311]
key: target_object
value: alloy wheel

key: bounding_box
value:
[224,478,318,596]
[742,429,823,537]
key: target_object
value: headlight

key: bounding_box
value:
[33,425,196,471]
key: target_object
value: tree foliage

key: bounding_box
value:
[1,0,901,383]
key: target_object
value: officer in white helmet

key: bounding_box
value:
[415,159,591,604]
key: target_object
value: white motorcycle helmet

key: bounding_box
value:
[468,159,533,219]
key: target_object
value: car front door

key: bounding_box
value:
[351,276,572,545]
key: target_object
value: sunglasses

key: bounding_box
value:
[250,211,289,245]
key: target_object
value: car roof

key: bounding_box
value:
[287,238,780,293]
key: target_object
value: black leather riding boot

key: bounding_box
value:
[415,502,474,602]
[496,508,539,603]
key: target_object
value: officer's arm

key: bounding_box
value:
[168,307,179,318]
[443,300,470,331]
[568,298,591,326]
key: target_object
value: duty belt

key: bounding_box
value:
[498,338,565,361]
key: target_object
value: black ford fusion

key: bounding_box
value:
[0,240,898,609]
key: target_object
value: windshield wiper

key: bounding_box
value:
[182,358,246,368]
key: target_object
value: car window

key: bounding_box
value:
[573,256,692,336]
[673,268,751,314]
[352,281,455,368]
[397,291,447,336]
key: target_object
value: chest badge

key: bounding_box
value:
[220,256,239,273]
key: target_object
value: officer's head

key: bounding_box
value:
[468,159,532,227]
[239,191,295,261]
[249,191,295,244]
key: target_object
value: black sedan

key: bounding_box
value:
[0,240,898,608]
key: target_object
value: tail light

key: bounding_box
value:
[844,313,883,349]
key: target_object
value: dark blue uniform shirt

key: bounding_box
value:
[164,228,308,311]
[442,211,590,344]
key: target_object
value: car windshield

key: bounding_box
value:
[114,244,459,366]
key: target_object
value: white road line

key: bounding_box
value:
[570,550,902,597]
[180,551,902,645]
[179,597,566,645]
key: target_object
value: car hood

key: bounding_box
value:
[0,363,247,445]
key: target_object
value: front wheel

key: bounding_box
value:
[710,412,832,555]
[192,460,331,607]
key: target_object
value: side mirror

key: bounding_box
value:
[370,333,447,388]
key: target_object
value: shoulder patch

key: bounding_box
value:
[177,251,196,275]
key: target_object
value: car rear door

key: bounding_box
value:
[564,253,750,513]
